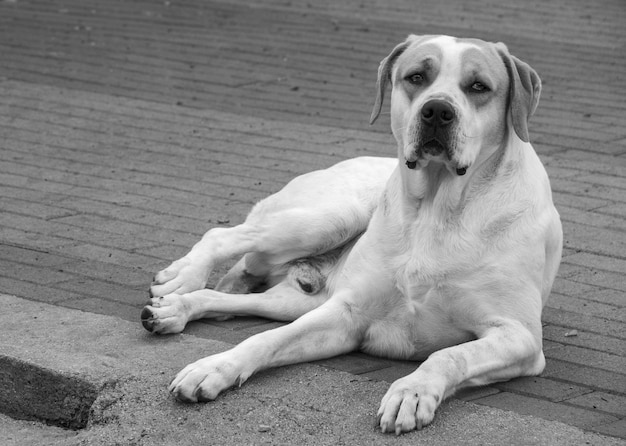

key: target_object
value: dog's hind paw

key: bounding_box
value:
[150,257,208,297]
[141,294,190,334]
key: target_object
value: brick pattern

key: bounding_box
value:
[0,0,624,440]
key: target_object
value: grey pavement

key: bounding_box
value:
[0,0,625,444]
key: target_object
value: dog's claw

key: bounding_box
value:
[140,307,156,332]
[142,320,154,332]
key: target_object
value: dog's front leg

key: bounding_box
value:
[168,298,361,402]
[377,318,544,434]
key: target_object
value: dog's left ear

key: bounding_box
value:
[369,39,411,125]
[496,44,542,143]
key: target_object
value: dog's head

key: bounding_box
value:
[370,35,541,176]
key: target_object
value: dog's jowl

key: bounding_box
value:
[142,35,562,434]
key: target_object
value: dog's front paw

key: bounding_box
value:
[169,353,244,403]
[141,293,191,334]
[377,374,444,434]
[150,257,208,297]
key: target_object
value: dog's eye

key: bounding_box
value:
[470,82,489,92]
[406,73,425,85]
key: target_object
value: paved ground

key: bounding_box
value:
[3,294,625,446]
[0,294,624,446]
[0,0,624,442]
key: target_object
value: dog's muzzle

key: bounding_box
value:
[405,99,466,175]
[421,99,454,144]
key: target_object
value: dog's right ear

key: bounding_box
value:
[369,39,412,125]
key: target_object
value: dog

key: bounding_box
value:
[142,34,562,434]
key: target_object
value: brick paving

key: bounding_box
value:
[0,0,624,440]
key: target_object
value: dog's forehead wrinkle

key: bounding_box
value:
[460,47,505,83]
[396,43,443,74]
[397,43,482,90]
[396,38,491,83]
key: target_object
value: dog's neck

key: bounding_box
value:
[400,162,452,203]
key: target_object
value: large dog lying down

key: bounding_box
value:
[142,35,562,434]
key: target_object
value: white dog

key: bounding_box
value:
[142,34,562,434]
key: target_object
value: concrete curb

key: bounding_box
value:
[1,294,623,446]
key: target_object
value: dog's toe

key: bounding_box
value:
[153,264,180,285]
[140,295,190,334]
[378,376,442,434]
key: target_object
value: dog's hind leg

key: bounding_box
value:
[145,241,349,332]
[216,242,350,296]
[150,207,362,299]
[142,281,330,334]
[150,224,262,298]
[150,157,395,299]
[214,254,269,294]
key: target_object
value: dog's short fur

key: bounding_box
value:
[142,35,562,434]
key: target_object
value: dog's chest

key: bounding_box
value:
[364,212,479,359]
[394,209,478,299]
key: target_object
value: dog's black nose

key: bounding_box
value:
[421,100,455,127]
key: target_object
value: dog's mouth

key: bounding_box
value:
[404,138,467,175]
[405,136,450,165]
[421,138,446,156]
